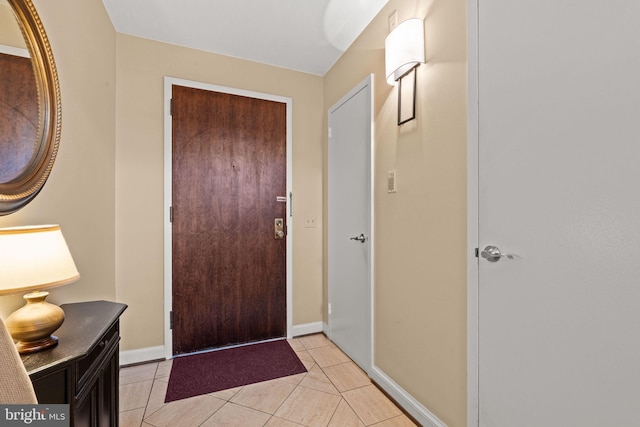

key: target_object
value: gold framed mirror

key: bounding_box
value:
[0,0,61,215]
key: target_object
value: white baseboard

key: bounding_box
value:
[121,325,324,366]
[119,345,165,366]
[291,321,324,337]
[370,365,447,427]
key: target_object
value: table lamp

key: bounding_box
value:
[0,225,80,354]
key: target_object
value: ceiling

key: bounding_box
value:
[101,0,389,76]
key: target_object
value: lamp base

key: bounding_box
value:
[15,334,59,354]
[5,291,65,354]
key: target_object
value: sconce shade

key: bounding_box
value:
[0,225,79,295]
[385,18,425,85]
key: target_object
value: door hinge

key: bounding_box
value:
[170,206,173,223]
[169,311,173,329]
[328,127,332,138]
[289,192,293,217]
[328,303,332,315]
[475,248,479,258]
[170,98,173,116]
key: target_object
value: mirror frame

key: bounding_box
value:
[0,0,61,215]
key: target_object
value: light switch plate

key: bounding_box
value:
[387,170,397,193]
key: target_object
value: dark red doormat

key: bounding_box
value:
[164,339,307,402]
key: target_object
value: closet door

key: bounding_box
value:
[477,1,640,425]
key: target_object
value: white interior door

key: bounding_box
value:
[477,1,640,425]
[328,76,373,373]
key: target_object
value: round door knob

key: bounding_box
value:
[481,245,503,262]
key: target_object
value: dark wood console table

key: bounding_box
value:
[21,301,127,427]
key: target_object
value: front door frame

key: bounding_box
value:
[467,0,480,425]
[162,76,293,359]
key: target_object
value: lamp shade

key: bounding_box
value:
[385,18,425,85]
[0,225,80,295]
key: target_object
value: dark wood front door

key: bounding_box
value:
[171,85,287,355]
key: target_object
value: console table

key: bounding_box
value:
[21,301,127,427]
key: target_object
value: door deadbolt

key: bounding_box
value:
[274,218,285,239]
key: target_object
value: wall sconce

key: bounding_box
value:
[385,18,425,125]
[0,225,79,353]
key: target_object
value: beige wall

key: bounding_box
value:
[0,4,26,48]
[0,0,116,317]
[115,35,325,350]
[1,0,324,354]
[323,0,468,425]
[0,0,324,353]
[1,0,468,424]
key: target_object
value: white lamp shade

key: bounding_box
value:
[385,18,425,85]
[0,225,79,295]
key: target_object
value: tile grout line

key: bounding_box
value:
[275,336,336,426]
[315,339,410,425]
[316,354,371,426]
[303,336,371,427]
[141,363,160,419]
[140,378,166,422]
[266,367,310,424]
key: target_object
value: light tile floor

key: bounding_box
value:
[119,333,417,427]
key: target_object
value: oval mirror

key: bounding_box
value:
[0,0,61,215]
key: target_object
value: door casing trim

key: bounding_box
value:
[467,0,480,425]
[162,76,293,359]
